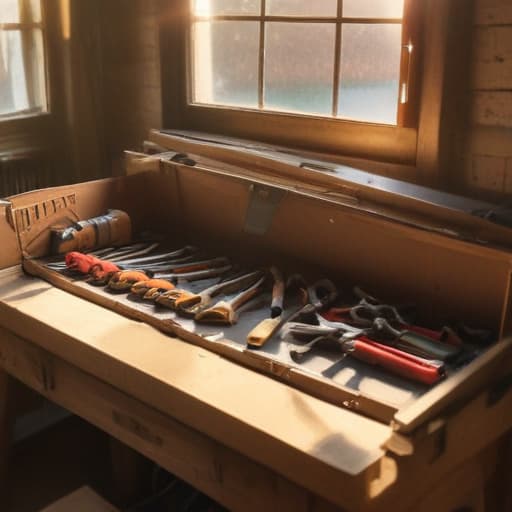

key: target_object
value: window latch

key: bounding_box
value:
[400,41,414,104]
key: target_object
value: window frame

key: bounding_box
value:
[189,7,413,123]
[161,0,455,183]
[0,0,54,157]
[0,0,50,122]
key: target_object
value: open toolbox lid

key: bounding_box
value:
[148,129,512,251]
[123,147,512,424]
[3,139,512,509]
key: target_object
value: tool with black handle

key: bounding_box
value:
[372,318,461,362]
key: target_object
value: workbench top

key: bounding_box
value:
[0,266,391,507]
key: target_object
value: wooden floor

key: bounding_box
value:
[8,416,112,512]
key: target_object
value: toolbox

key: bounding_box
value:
[1,130,512,510]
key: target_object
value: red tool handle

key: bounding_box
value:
[359,337,442,366]
[406,324,442,341]
[351,338,444,386]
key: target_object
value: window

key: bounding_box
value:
[165,0,467,177]
[170,0,423,165]
[190,0,408,126]
[0,0,47,119]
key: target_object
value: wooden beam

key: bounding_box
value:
[416,0,474,188]
[0,370,13,510]
[108,438,148,507]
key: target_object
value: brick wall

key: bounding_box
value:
[463,0,512,196]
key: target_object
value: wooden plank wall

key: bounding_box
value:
[99,0,163,176]
[1,0,163,194]
[62,0,163,180]
[463,0,512,196]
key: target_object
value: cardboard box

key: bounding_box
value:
[40,486,118,512]
[2,132,512,510]
[4,138,512,429]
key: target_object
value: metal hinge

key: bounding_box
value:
[244,183,286,235]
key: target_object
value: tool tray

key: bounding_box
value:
[6,132,512,434]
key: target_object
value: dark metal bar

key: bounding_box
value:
[258,0,266,109]
[332,0,343,117]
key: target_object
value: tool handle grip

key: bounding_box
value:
[230,276,266,310]
[352,339,444,386]
[397,330,459,361]
[270,267,285,318]
[171,257,229,274]
[406,324,441,340]
[359,337,443,367]
[51,210,131,254]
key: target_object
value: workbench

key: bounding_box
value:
[2,140,512,511]
[0,265,511,512]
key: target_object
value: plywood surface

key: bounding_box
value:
[0,266,390,500]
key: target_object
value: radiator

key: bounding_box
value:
[0,150,53,198]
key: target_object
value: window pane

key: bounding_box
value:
[192,21,259,108]
[0,0,41,23]
[25,0,42,23]
[343,0,404,18]
[0,0,20,23]
[338,24,401,125]
[0,29,47,116]
[193,0,260,16]
[264,23,335,116]
[266,0,337,17]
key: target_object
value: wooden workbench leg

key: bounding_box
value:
[485,432,512,512]
[0,370,14,509]
[502,434,512,512]
[109,437,148,507]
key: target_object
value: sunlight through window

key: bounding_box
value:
[0,0,47,118]
[190,0,406,125]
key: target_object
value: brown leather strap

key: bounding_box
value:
[89,215,112,248]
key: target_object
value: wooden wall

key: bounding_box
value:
[98,0,163,176]
[67,0,163,180]
[0,0,163,193]
[461,0,512,197]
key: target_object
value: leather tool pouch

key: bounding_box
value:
[50,209,132,254]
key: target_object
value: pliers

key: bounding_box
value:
[283,298,447,385]
[287,332,445,386]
